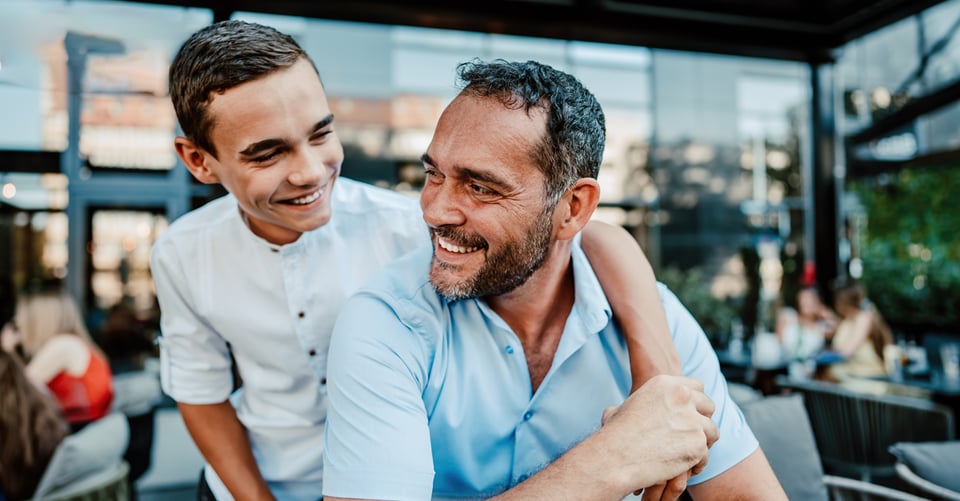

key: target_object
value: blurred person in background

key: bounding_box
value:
[0,276,70,501]
[97,301,157,374]
[0,350,70,501]
[7,287,114,432]
[825,279,893,380]
[775,286,836,361]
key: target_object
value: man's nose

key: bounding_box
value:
[288,143,342,186]
[421,182,466,228]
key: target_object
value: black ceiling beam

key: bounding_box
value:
[0,150,62,174]
[846,78,960,146]
[125,0,936,62]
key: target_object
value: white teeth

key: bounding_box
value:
[289,190,322,205]
[438,237,478,254]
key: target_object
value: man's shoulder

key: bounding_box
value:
[354,246,436,304]
[151,195,237,262]
[333,178,421,216]
[158,194,236,240]
[343,245,450,331]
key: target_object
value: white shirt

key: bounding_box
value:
[151,177,426,501]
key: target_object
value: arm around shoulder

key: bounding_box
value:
[581,221,680,390]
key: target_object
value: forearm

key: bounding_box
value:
[490,428,635,500]
[178,401,275,501]
[686,449,786,501]
[582,221,681,390]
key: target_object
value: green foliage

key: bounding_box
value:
[657,266,736,344]
[850,165,960,327]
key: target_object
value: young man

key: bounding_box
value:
[154,21,686,500]
[322,60,787,500]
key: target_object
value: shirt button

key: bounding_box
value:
[298,311,305,318]
[320,377,327,385]
[270,248,279,253]
[523,411,533,421]
[308,348,317,356]
[505,345,514,354]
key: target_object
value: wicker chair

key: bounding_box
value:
[740,394,927,500]
[777,377,955,481]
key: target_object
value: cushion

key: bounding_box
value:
[32,412,130,498]
[889,441,960,493]
[111,371,162,416]
[739,394,828,501]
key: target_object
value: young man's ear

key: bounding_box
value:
[554,178,600,240]
[174,136,220,184]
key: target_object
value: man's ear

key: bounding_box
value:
[174,136,220,184]
[554,178,600,240]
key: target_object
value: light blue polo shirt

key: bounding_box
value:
[323,238,758,500]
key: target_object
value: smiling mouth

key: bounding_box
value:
[285,189,322,205]
[437,236,480,254]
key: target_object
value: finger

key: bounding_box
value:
[640,483,665,501]
[702,415,720,448]
[601,405,620,425]
[661,474,688,501]
[691,390,715,418]
[691,455,709,476]
[675,375,705,393]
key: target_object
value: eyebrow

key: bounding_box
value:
[420,152,514,191]
[238,114,335,158]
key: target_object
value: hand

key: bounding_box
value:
[639,473,689,501]
[598,375,718,495]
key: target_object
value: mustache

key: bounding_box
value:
[430,226,488,250]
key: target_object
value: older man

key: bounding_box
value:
[322,60,785,500]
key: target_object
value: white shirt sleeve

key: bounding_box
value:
[151,236,235,404]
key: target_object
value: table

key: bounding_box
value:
[715,347,788,395]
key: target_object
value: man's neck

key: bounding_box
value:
[486,239,575,392]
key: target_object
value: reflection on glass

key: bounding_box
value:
[90,210,168,314]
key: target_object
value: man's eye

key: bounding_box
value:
[470,184,496,196]
[310,130,333,142]
[252,151,280,163]
[424,168,443,182]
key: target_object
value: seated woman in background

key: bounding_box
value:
[826,280,894,380]
[0,348,70,500]
[775,286,837,361]
[10,289,114,432]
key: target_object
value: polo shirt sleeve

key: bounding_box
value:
[323,289,435,500]
[150,237,234,404]
[660,285,759,485]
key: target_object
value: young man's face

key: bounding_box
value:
[421,94,558,300]
[186,58,344,245]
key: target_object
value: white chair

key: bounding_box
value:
[28,412,130,501]
[890,441,960,500]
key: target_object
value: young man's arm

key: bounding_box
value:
[581,221,681,391]
[179,402,275,501]
[150,241,274,501]
[686,449,786,500]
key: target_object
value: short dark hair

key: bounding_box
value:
[169,20,316,158]
[456,59,605,202]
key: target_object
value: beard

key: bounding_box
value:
[429,204,554,300]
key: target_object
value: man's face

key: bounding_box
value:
[421,94,558,300]
[195,58,344,245]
